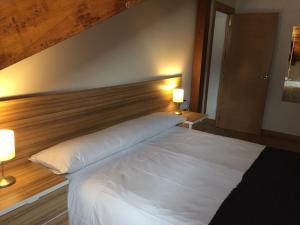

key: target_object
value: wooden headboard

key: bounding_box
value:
[0,75,181,166]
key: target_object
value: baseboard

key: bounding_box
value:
[262,129,300,142]
[203,120,300,142]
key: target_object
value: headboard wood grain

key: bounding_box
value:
[0,75,181,167]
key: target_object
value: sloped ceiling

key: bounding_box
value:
[0,0,143,70]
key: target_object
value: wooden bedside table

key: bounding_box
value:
[181,111,207,129]
[0,162,69,225]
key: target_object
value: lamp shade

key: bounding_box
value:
[173,88,184,103]
[0,130,15,162]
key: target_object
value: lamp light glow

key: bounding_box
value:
[0,129,16,188]
[0,130,15,162]
[173,89,184,115]
[173,88,184,103]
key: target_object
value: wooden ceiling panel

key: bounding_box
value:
[292,26,300,60]
[0,0,143,70]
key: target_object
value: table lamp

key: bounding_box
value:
[0,130,16,188]
[173,88,184,115]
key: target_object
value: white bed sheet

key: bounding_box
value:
[68,127,264,225]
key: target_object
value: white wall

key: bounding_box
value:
[0,0,197,100]
[236,0,300,136]
[206,12,228,119]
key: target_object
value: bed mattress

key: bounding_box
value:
[68,127,264,225]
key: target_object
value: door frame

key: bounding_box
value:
[190,1,235,113]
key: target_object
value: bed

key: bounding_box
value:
[29,112,263,225]
[67,125,263,225]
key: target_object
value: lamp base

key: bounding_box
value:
[0,176,16,188]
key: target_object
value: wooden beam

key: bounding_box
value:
[0,0,143,70]
[190,0,212,112]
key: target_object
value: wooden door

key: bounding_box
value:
[216,13,278,134]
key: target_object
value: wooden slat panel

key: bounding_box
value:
[0,76,181,166]
[45,212,68,225]
[0,0,143,70]
[0,186,67,225]
[0,163,67,214]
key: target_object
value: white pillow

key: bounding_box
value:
[30,112,185,174]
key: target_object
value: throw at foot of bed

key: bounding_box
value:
[209,147,300,225]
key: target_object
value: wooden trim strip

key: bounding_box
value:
[202,2,234,114]
[0,75,181,102]
[190,0,212,112]
[215,2,235,14]
[262,129,300,143]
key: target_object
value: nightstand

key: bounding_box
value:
[181,111,207,129]
[0,162,69,225]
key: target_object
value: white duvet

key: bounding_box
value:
[68,127,264,225]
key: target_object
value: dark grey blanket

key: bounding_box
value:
[209,147,300,225]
